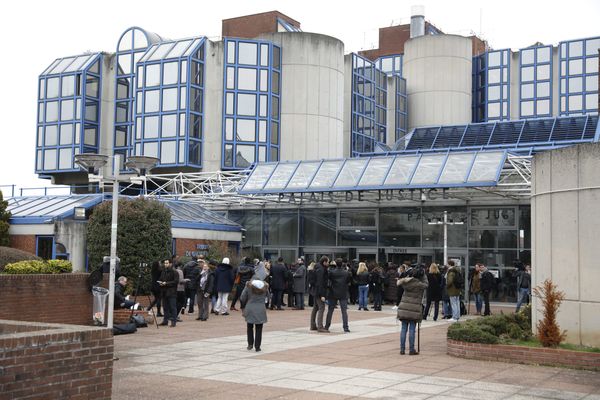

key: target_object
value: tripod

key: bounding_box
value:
[129,263,159,329]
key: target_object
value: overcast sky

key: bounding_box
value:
[1,0,599,194]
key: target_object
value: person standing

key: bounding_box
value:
[147,261,163,316]
[370,264,385,311]
[393,262,409,310]
[293,259,306,310]
[423,263,442,321]
[269,257,287,310]
[325,260,351,333]
[230,257,255,311]
[309,256,329,332]
[445,260,462,322]
[306,261,316,307]
[158,259,179,327]
[470,264,483,315]
[397,266,428,355]
[478,263,495,316]
[196,261,214,321]
[356,262,370,311]
[240,280,269,352]
[214,257,234,315]
[348,260,359,305]
[183,257,201,314]
[515,264,531,312]
[175,262,188,320]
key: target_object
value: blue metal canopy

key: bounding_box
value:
[160,200,241,232]
[400,115,599,154]
[239,150,508,195]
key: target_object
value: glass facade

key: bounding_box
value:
[134,37,206,167]
[351,54,387,156]
[519,45,553,118]
[222,39,281,169]
[376,54,403,77]
[395,77,408,141]
[559,37,600,115]
[473,49,510,122]
[36,53,102,173]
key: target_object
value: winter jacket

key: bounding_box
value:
[356,271,370,286]
[176,268,185,292]
[446,267,461,297]
[236,263,255,286]
[214,263,235,293]
[516,271,531,289]
[252,262,268,281]
[240,281,269,325]
[114,283,127,308]
[470,271,481,294]
[293,264,306,293]
[183,261,201,290]
[396,274,428,322]
[159,267,179,298]
[369,268,385,293]
[199,270,215,295]
[327,266,351,300]
[270,262,287,290]
[313,264,328,298]
[480,269,495,292]
[426,272,443,302]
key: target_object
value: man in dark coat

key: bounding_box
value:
[158,259,179,327]
[310,256,329,332]
[478,263,495,316]
[114,276,137,309]
[230,257,255,311]
[293,260,306,310]
[269,257,287,310]
[324,259,351,333]
[214,257,234,315]
[183,257,202,314]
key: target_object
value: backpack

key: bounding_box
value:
[454,269,464,289]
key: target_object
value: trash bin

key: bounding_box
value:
[92,286,109,326]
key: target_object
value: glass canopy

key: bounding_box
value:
[161,200,241,231]
[7,195,103,223]
[139,37,205,62]
[239,150,508,194]
[41,54,101,76]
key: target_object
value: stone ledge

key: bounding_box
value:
[447,339,600,371]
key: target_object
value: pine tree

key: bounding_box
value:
[0,191,11,247]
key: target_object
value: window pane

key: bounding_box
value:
[586,93,598,110]
[259,70,268,91]
[85,77,99,98]
[180,61,187,83]
[226,92,234,115]
[237,93,256,116]
[423,207,467,247]
[144,141,158,158]
[39,79,45,100]
[226,67,235,89]
[60,99,74,121]
[537,99,550,114]
[61,76,75,97]
[586,75,598,91]
[189,113,202,138]
[488,85,500,101]
[179,86,187,109]
[85,102,98,122]
[117,78,129,99]
[117,53,131,74]
[300,210,336,246]
[46,101,58,122]
[379,208,421,247]
[487,102,500,118]
[227,41,236,64]
[236,119,255,141]
[537,64,550,80]
[470,208,516,227]
[586,57,598,74]
[537,47,551,63]
[144,116,159,138]
[272,71,280,94]
[163,62,178,85]
[260,44,269,66]
[236,144,255,168]
[145,64,161,86]
[521,49,534,65]
[488,69,500,84]
[569,40,583,57]
[162,88,178,111]
[238,68,257,90]
[259,95,267,117]
[44,125,57,145]
[537,82,550,97]
[84,127,96,145]
[271,121,279,144]
[273,46,281,69]
[59,124,73,145]
[160,141,176,164]
[59,148,72,169]
[521,66,534,82]
[569,76,583,93]
[161,114,177,137]
[271,96,279,119]
[115,126,127,147]
[340,210,376,227]
[179,140,185,163]
[238,42,257,65]
[569,59,583,75]
[488,51,501,67]
[47,78,59,98]
[258,146,266,161]
[179,113,186,136]
[44,149,57,170]
[259,120,267,142]
[145,90,159,112]
[263,210,298,246]
[225,118,233,140]
[521,83,534,99]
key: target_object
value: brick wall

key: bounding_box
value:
[9,234,36,255]
[447,339,600,371]
[0,273,98,325]
[221,10,300,39]
[0,319,113,399]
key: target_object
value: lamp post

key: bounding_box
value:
[75,153,158,329]
[427,210,464,266]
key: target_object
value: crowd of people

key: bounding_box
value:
[125,254,530,354]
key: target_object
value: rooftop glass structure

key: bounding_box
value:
[559,36,600,115]
[161,199,241,231]
[222,38,281,169]
[6,195,103,224]
[239,149,507,194]
[36,53,103,173]
[134,37,207,168]
[376,54,403,77]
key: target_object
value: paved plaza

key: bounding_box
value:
[113,306,600,399]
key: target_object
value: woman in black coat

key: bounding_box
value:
[147,261,163,316]
[423,263,442,321]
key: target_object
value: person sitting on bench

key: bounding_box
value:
[115,276,139,310]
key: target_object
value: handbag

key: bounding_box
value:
[130,314,148,328]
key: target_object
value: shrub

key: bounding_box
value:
[0,246,41,271]
[3,259,72,274]
[0,191,10,247]
[448,321,499,344]
[86,198,172,294]
[447,311,533,343]
[533,279,567,348]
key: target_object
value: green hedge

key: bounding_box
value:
[447,306,532,344]
[0,246,41,271]
[3,259,73,274]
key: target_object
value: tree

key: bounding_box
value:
[86,198,172,294]
[0,191,10,247]
[533,279,567,348]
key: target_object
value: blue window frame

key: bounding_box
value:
[36,235,55,259]
[351,54,387,156]
[36,53,102,174]
[559,37,600,115]
[134,37,206,168]
[519,45,553,118]
[114,27,162,164]
[473,49,511,122]
[376,54,403,77]
[276,18,301,32]
[222,39,281,170]
[395,77,408,142]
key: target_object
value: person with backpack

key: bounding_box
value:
[445,260,463,322]
[478,263,495,316]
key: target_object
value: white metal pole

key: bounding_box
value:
[443,210,448,266]
[106,155,121,329]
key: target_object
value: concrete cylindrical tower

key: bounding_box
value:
[259,32,345,161]
[403,34,472,130]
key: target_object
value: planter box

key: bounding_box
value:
[447,339,600,371]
